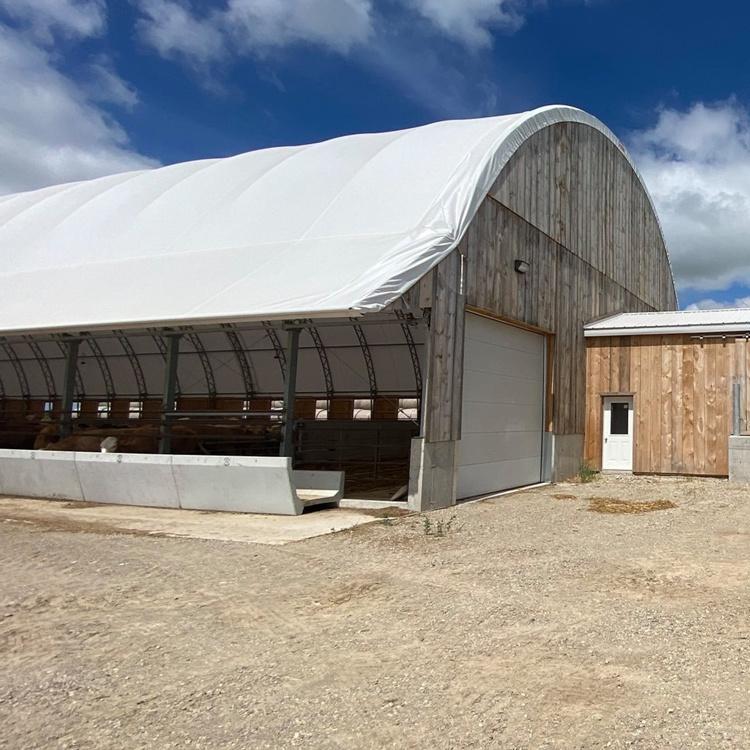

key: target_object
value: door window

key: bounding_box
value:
[610,402,629,435]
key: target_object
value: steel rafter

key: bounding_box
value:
[306,324,334,401]
[395,310,423,394]
[56,341,84,400]
[352,323,377,399]
[186,332,217,401]
[152,335,181,397]
[222,326,255,400]
[26,339,57,402]
[117,335,148,400]
[86,339,115,403]
[263,322,287,379]
[2,342,31,403]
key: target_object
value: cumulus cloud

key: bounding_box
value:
[685,297,750,311]
[0,0,106,41]
[135,0,538,68]
[629,100,750,295]
[136,0,374,63]
[135,0,225,63]
[0,2,157,195]
[361,33,500,117]
[407,0,524,47]
[83,59,141,108]
[134,0,524,115]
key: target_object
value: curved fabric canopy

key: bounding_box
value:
[0,105,655,335]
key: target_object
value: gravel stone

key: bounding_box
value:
[2,474,750,748]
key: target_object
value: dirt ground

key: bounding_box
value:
[2,474,750,749]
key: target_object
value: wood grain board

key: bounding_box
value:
[459,120,675,441]
[585,335,736,476]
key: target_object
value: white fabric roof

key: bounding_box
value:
[0,105,648,335]
[585,309,750,337]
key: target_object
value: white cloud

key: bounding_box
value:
[629,100,750,295]
[0,17,157,195]
[0,0,106,41]
[361,34,500,117]
[136,0,374,63]
[134,0,514,115]
[685,297,750,311]
[84,59,140,109]
[407,0,524,47]
[136,0,225,63]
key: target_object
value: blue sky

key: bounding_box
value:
[1,0,749,310]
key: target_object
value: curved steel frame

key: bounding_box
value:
[2,343,31,404]
[56,341,84,401]
[0,317,424,407]
[185,332,217,402]
[395,310,423,394]
[117,335,148,400]
[307,325,334,401]
[352,323,378,399]
[26,339,57,402]
[87,339,115,404]
[223,326,255,400]
[152,334,182,397]
[263,322,286,379]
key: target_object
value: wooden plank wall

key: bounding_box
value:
[462,200,659,436]
[731,338,750,434]
[461,121,677,440]
[585,335,732,476]
[489,122,675,312]
[423,250,465,443]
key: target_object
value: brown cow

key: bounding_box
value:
[35,423,200,454]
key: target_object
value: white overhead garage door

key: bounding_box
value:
[457,313,545,499]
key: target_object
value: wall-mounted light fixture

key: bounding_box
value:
[514,259,530,274]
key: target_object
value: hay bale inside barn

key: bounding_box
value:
[0,106,676,513]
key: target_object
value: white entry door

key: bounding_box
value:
[602,397,633,471]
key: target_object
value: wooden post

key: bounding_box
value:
[408,250,466,511]
[734,382,741,436]
[159,334,181,454]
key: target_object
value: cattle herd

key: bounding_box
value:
[0,418,283,456]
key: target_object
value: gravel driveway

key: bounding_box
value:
[2,474,750,749]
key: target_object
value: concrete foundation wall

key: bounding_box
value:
[77,453,181,508]
[172,455,301,514]
[408,438,459,512]
[551,434,585,482]
[0,450,83,501]
[729,436,750,484]
[0,450,342,515]
[542,432,554,483]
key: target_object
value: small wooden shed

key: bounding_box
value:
[584,309,750,477]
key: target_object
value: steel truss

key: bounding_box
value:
[353,323,377,399]
[222,325,255,401]
[2,343,31,404]
[25,339,56,402]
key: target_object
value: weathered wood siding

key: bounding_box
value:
[460,122,676,440]
[489,122,675,311]
[422,250,465,443]
[732,339,750,434]
[585,335,733,476]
